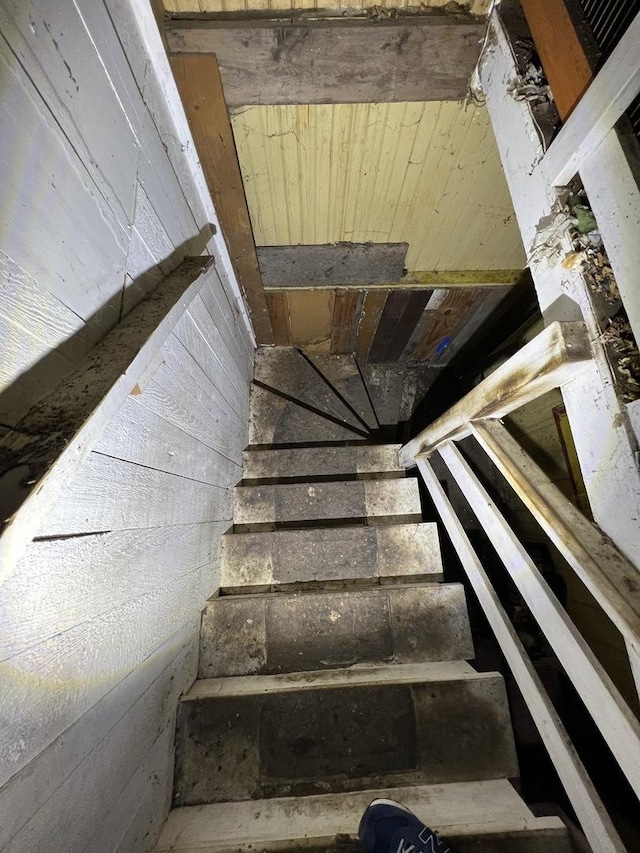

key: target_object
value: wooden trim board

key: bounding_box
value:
[399,321,592,465]
[166,16,487,106]
[170,53,273,343]
[0,256,212,585]
[264,270,523,291]
[257,243,408,287]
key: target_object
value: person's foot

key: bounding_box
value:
[358,799,453,853]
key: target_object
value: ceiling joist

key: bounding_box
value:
[166,14,486,105]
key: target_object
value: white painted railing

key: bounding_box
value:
[400,324,640,853]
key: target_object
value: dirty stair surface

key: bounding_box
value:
[156,349,571,853]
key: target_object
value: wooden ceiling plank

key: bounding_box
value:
[257,243,408,287]
[166,16,487,106]
[169,53,274,343]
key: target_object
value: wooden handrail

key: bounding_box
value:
[418,457,627,853]
[0,256,213,585]
[436,440,640,800]
[398,321,591,467]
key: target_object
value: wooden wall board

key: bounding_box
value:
[257,243,408,286]
[331,290,362,354]
[231,102,525,272]
[166,16,486,105]
[287,290,335,351]
[356,290,390,360]
[164,0,491,14]
[169,52,273,343]
[369,290,433,363]
[409,288,485,362]
[266,292,293,346]
[520,0,594,120]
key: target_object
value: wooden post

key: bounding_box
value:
[170,53,274,344]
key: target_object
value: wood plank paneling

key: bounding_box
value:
[231,102,525,272]
[170,53,273,343]
[265,292,293,346]
[166,0,491,13]
[167,17,486,106]
[369,290,433,362]
[356,290,390,360]
[287,290,335,351]
[331,290,361,354]
[258,243,408,286]
[410,288,484,362]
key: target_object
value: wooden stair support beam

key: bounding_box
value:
[417,458,627,853]
[170,53,273,344]
[435,440,640,800]
[398,321,591,466]
[519,0,594,120]
[0,256,213,585]
[470,420,640,661]
[166,16,487,106]
[545,10,640,186]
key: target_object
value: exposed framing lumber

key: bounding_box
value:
[519,0,593,120]
[170,53,273,343]
[257,243,408,287]
[264,269,523,291]
[436,441,640,800]
[0,256,212,586]
[398,321,591,466]
[544,10,640,186]
[418,458,627,853]
[471,420,640,653]
[166,15,486,106]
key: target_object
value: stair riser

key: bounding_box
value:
[174,677,518,806]
[200,585,474,678]
[234,479,421,528]
[220,524,442,593]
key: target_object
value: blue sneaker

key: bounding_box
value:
[358,799,453,853]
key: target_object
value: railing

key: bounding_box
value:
[400,321,640,853]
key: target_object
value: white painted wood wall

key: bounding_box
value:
[0,1,254,850]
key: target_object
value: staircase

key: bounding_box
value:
[154,349,572,853]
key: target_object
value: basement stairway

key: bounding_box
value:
[154,349,573,853]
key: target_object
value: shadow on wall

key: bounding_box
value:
[0,224,216,524]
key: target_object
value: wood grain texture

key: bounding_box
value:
[231,102,525,272]
[331,290,361,354]
[520,0,593,120]
[166,17,486,105]
[287,290,335,351]
[0,621,199,851]
[369,290,432,363]
[356,290,390,360]
[409,288,483,362]
[265,292,293,346]
[169,53,273,343]
[257,243,408,286]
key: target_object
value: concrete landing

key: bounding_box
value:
[174,663,519,805]
[219,523,442,593]
[200,583,474,677]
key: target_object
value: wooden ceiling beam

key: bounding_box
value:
[166,15,487,106]
[170,53,274,344]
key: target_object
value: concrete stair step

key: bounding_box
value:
[306,353,379,430]
[173,663,519,805]
[156,780,569,852]
[254,348,368,433]
[233,478,422,529]
[242,445,403,482]
[249,384,366,446]
[220,523,443,593]
[200,583,474,678]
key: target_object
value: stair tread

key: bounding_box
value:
[155,780,539,851]
[184,661,489,700]
[306,353,379,430]
[249,384,364,446]
[200,583,474,678]
[220,522,442,592]
[254,348,367,432]
[242,445,402,481]
[234,478,422,526]
[359,364,406,426]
